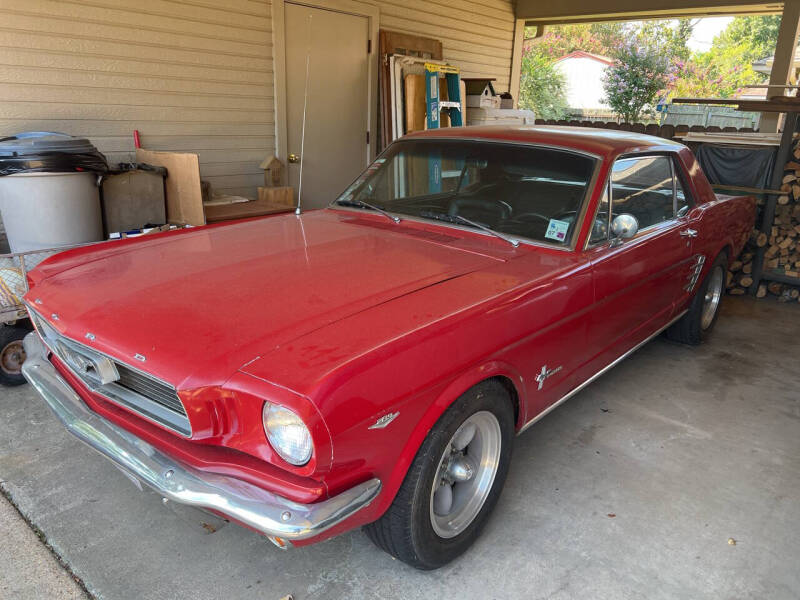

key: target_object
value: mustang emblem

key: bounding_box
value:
[57,341,119,385]
[368,412,400,430]
[535,364,563,391]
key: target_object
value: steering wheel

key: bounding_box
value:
[552,210,578,222]
[512,212,550,225]
[447,197,512,220]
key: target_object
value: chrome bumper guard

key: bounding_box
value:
[21,332,381,542]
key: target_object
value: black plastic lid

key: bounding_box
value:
[0,131,108,176]
[0,132,99,157]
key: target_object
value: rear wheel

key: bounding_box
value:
[364,380,514,569]
[0,324,28,386]
[667,251,727,345]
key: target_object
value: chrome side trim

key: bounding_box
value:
[518,310,688,435]
[684,254,706,292]
[22,332,381,541]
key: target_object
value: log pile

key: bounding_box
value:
[726,247,756,296]
[724,146,800,303]
[769,166,800,276]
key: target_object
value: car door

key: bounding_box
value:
[582,154,695,369]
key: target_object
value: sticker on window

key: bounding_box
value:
[544,219,570,242]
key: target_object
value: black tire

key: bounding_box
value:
[0,324,28,386]
[364,379,514,569]
[666,251,728,345]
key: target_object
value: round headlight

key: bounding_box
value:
[262,402,313,466]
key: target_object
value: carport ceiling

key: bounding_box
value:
[517,0,782,25]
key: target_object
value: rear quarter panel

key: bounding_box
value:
[678,148,756,297]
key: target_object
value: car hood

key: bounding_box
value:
[27,210,503,388]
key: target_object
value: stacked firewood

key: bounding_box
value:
[725,146,800,302]
[726,247,756,296]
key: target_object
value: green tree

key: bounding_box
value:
[527,20,693,62]
[665,15,780,100]
[636,19,694,61]
[519,49,570,119]
[714,15,781,62]
[525,22,625,60]
[603,39,673,122]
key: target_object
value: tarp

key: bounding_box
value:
[695,144,776,190]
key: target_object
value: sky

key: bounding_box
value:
[687,16,735,51]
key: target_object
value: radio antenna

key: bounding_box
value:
[296,14,313,216]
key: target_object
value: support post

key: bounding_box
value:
[509,19,526,108]
[761,0,800,133]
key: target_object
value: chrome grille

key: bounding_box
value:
[28,309,191,437]
[115,364,185,415]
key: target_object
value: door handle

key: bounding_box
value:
[680,229,698,238]
[288,153,300,164]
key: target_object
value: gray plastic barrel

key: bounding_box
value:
[0,132,107,252]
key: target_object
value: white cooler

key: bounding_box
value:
[466,108,537,127]
[0,132,106,252]
[0,172,103,252]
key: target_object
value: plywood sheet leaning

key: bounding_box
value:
[379,30,442,149]
[135,148,205,226]
[404,74,426,133]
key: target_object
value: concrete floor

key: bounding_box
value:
[0,494,87,599]
[0,296,798,600]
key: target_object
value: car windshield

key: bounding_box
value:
[334,139,597,246]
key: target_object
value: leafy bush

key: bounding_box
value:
[603,40,672,123]
[519,49,570,120]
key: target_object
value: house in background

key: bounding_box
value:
[554,51,613,113]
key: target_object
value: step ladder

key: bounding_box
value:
[423,63,463,193]
[424,63,463,129]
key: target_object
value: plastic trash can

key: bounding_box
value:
[0,132,108,252]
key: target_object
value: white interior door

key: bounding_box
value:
[285,2,370,210]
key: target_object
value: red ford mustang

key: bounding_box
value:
[22,127,754,569]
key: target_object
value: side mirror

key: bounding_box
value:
[610,214,639,246]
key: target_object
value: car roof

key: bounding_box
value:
[401,125,685,160]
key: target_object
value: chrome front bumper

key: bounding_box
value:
[21,332,380,542]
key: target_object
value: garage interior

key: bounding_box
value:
[0,0,799,598]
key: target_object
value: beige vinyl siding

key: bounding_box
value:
[0,0,274,199]
[378,0,516,91]
[0,0,515,201]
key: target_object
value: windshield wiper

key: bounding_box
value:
[419,211,519,248]
[335,199,401,223]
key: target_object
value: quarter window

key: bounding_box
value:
[611,156,675,230]
[590,186,610,244]
[675,170,690,217]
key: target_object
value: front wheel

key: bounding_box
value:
[667,251,727,345]
[364,380,514,569]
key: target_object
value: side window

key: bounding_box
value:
[611,156,675,230]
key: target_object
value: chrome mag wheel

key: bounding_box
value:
[701,265,724,330]
[430,410,502,539]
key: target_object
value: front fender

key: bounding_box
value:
[381,359,525,501]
